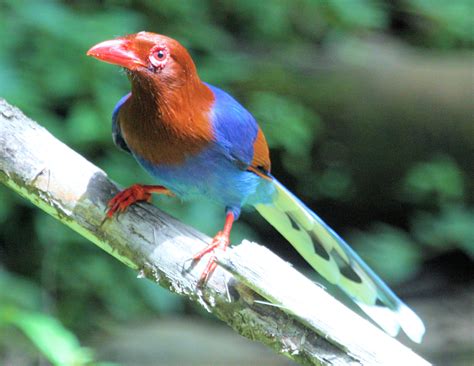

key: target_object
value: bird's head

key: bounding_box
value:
[87,32,199,87]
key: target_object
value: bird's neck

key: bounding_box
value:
[129,72,214,134]
[119,72,215,165]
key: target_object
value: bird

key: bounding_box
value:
[87,31,425,343]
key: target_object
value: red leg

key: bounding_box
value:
[194,212,235,285]
[106,184,174,218]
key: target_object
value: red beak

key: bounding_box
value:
[86,38,146,69]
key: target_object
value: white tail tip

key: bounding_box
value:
[397,303,426,343]
[357,301,400,337]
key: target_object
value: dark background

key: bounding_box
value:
[0,1,473,365]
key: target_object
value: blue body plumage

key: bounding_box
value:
[113,83,274,219]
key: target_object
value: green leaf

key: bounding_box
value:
[401,155,465,204]
[0,269,43,311]
[412,205,474,257]
[409,0,474,45]
[0,307,93,366]
[326,0,388,30]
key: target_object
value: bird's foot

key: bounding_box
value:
[106,184,173,218]
[193,231,230,286]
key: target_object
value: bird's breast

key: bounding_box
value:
[118,98,214,166]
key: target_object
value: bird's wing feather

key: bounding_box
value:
[251,127,271,174]
[206,83,258,169]
[112,93,132,153]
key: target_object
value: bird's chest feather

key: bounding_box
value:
[118,98,213,166]
[118,108,258,206]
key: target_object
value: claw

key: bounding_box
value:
[199,259,218,286]
[193,231,227,261]
[105,184,172,218]
[193,212,235,286]
[195,231,230,286]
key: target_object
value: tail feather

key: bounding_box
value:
[255,178,425,343]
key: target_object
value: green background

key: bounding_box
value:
[0,0,473,365]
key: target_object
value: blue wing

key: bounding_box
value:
[205,83,258,170]
[112,93,132,153]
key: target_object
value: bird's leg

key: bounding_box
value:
[194,212,235,285]
[106,184,174,218]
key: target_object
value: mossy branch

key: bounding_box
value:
[0,99,430,366]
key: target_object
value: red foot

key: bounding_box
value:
[106,184,173,218]
[194,231,230,285]
[194,212,235,286]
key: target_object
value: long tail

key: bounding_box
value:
[254,178,425,343]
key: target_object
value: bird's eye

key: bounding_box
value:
[149,46,168,69]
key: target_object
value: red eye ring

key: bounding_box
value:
[149,45,168,69]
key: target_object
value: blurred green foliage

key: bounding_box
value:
[0,0,472,364]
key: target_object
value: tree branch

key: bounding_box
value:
[0,98,430,366]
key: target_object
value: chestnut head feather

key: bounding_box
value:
[87,31,200,89]
[87,32,215,166]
